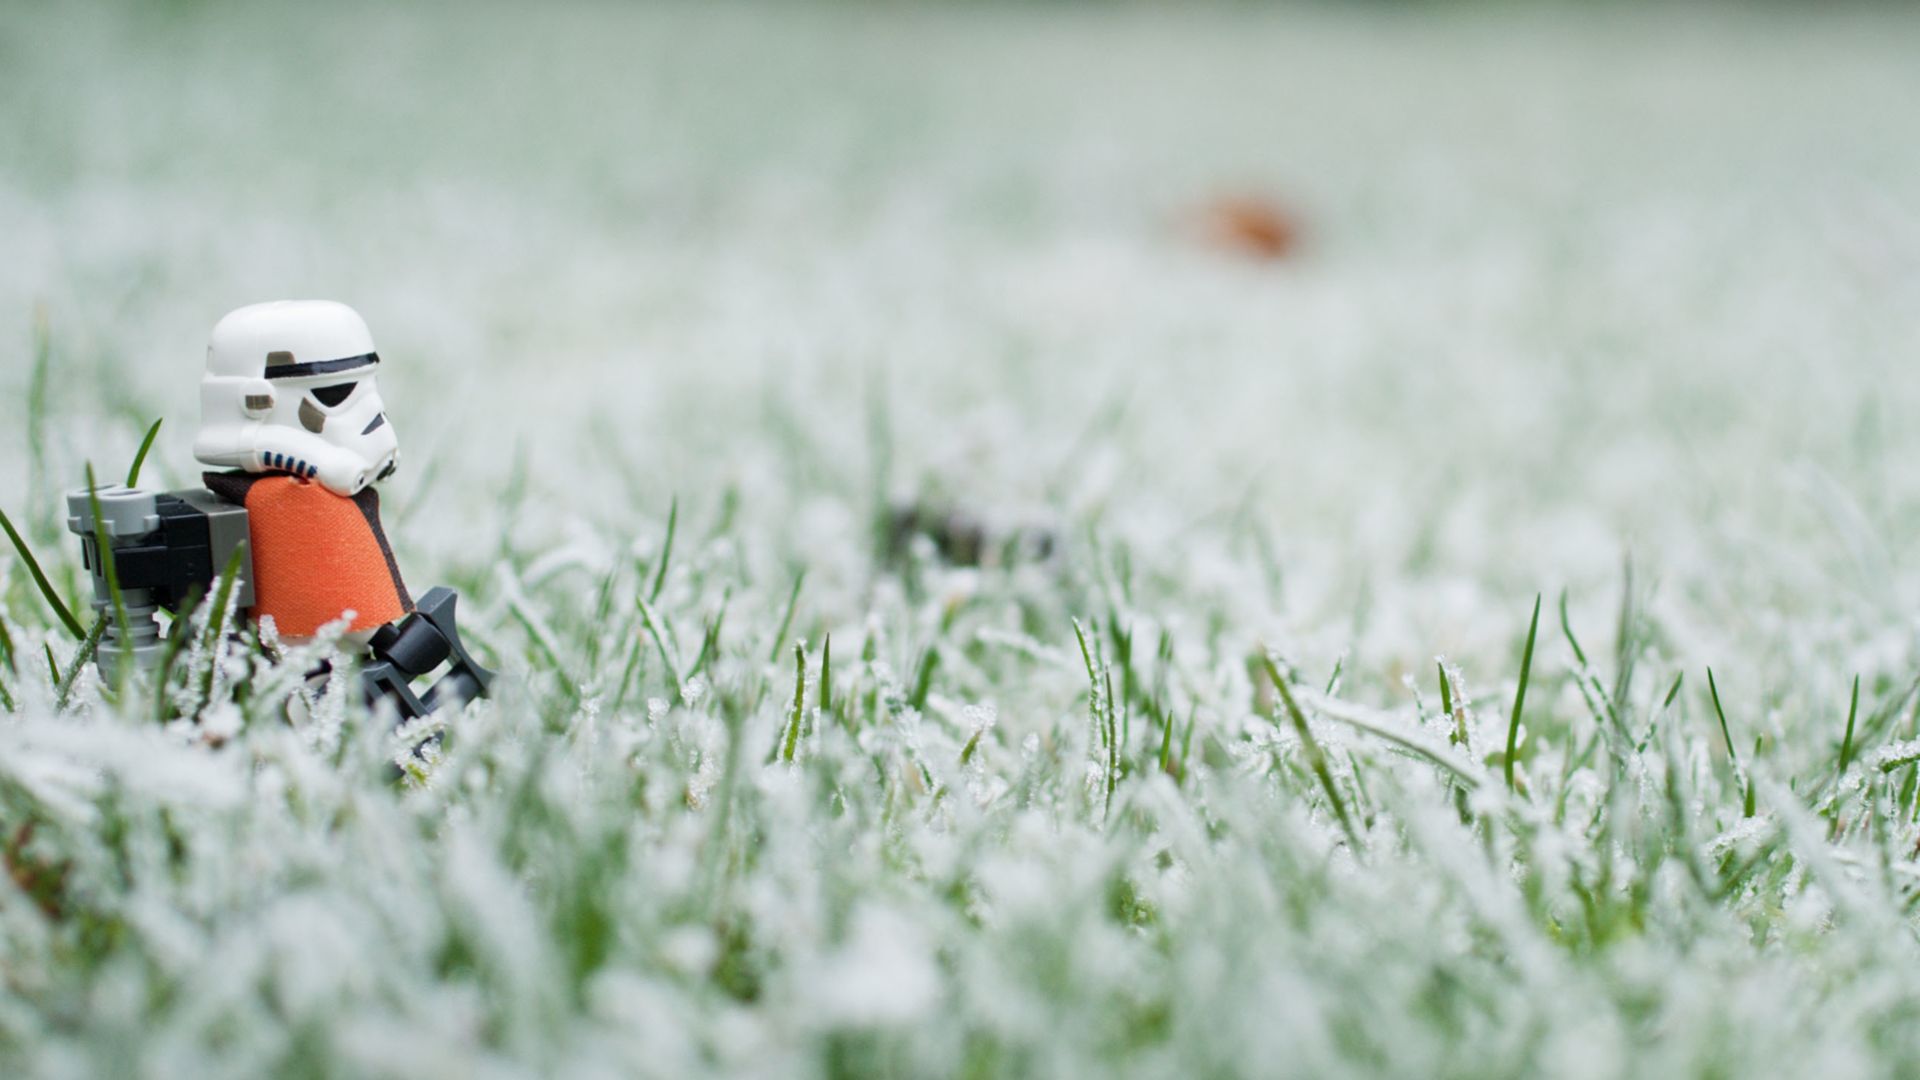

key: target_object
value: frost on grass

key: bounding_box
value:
[7,2,1920,1078]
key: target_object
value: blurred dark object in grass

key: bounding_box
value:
[888,502,1055,569]
[1196,194,1301,261]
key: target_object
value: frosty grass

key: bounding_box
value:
[5,3,1920,1077]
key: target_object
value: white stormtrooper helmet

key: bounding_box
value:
[192,300,401,497]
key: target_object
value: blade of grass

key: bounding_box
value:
[1177,704,1197,784]
[779,642,807,763]
[1299,688,1489,789]
[818,633,833,717]
[1104,662,1120,790]
[1610,551,1638,707]
[1705,667,1755,817]
[1437,659,1467,749]
[908,646,939,712]
[0,615,13,709]
[1707,668,1739,766]
[44,642,60,686]
[1259,654,1359,846]
[612,631,646,713]
[647,496,678,603]
[125,419,163,488]
[0,505,85,640]
[506,593,570,687]
[54,615,106,710]
[582,566,620,671]
[687,588,732,681]
[1840,674,1861,776]
[767,569,806,664]
[1639,672,1682,754]
[1559,590,1631,758]
[1434,659,1472,820]
[1072,619,1117,821]
[1504,594,1542,793]
[1151,697,1171,776]
[193,541,248,717]
[959,723,984,765]
[634,592,684,702]
[700,688,748,910]
[84,464,133,682]
[152,584,203,723]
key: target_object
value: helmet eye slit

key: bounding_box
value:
[310,382,357,408]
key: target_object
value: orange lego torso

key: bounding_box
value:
[203,472,412,639]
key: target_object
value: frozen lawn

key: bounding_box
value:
[4,2,1920,1076]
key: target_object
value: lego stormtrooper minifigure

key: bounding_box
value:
[68,300,491,720]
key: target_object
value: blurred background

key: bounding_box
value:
[5,0,1919,685]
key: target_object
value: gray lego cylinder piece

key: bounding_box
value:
[66,484,167,678]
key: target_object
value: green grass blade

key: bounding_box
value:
[1297,688,1488,789]
[582,567,620,671]
[1437,659,1466,748]
[152,584,203,723]
[647,496,678,603]
[1104,663,1120,806]
[960,724,984,765]
[1558,589,1629,755]
[1839,674,1861,776]
[1504,594,1542,793]
[125,418,163,488]
[194,541,248,717]
[1178,705,1197,784]
[1705,667,1755,817]
[1611,551,1638,706]
[0,615,13,708]
[1072,618,1118,820]
[84,464,134,681]
[687,591,731,681]
[612,632,646,713]
[700,688,748,911]
[0,505,86,640]
[54,615,106,710]
[1706,668,1738,766]
[818,633,833,717]
[767,569,806,664]
[908,646,939,712]
[780,642,807,763]
[506,594,570,684]
[634,592,684,702]
[1557,590,1588,668]
[1260,654,1359,847]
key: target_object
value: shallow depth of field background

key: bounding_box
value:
[5,3,1920,1077]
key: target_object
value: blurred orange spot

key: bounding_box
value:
[1197,195,1301,260]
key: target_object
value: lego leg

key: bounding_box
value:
[359,586,494,723]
